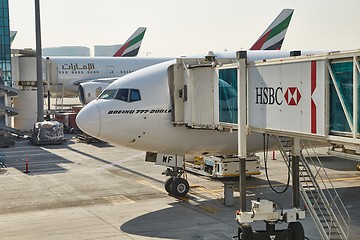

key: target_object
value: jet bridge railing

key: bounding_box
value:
[273,135,350,240]
[300,139,350,240]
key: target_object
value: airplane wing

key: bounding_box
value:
[113,27,147,57]
[250,9,294,50]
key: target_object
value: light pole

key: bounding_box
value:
[35,0,44,122]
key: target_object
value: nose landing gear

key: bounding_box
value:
[163,167,190,197]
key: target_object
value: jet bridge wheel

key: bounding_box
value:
[238,223,253,240]
[288,222,304,240]
[170,178,189,197]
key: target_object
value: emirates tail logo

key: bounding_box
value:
[284,87,301,106]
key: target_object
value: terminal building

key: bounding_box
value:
[0,0,12,87]
[42,46,90,57]
[94,44,122,56]
[43,45,122,57]
[0,0,19,144]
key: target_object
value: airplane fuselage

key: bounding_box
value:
[47,56,172,97]
[79,60,243,155]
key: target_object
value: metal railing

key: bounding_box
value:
[300,139,350,240]
[274,136,350,240]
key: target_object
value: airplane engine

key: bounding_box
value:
[78,82,110,105]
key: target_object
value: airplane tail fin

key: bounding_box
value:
[113,27,147,57]
[250,9,294,50]
[10,31,17,46]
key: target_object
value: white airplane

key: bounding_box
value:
[46,27,172,99]
[73,8,294,104]
[76,10,301,197]
[75,51,309,196]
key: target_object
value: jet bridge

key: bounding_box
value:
[171,50,360,159]
[172,50,360,145]
[170,50,360,240]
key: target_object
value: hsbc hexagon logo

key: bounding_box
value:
[255,86,301,106]
[284,87,302,106]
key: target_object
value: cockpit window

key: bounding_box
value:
[130,89,141,102]
[107,88,141,102]
[98,89,117,99]
[115,89,129,102]
[98,88,141,102]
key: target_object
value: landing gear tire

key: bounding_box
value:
[288,222,304,240]
[357,164,360,171]
[238,223,253,240]
[164,177,174,194]
[170,178,189,197]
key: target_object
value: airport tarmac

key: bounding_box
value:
[0,135,359,239]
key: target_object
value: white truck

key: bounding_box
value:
[187,155,261,178]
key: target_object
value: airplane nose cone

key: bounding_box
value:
[76,101,101,137]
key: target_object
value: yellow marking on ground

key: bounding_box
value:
[191,183,287,195]
[177,195,219,213]
[199,205,218,213]
[190,175,359,195]
[323,175,360,182]
[191,185,223,198]
[217,172,261,177]
[177,196,190,202]
[246,184,285,189]
[136,179,167,193]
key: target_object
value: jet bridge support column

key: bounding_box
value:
[237,51,248,212]
[239,159,246,211]
[292,138,301,208]
[235,52,308,240]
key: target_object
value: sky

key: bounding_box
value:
[8,0,360,57]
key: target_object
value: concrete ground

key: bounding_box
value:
[0,136,359,239]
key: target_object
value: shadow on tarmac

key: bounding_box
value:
[2,140,73,175]
[120,179,360,240]
[119,176,294,239]
[120,198,238,240]
[308,155,359,172]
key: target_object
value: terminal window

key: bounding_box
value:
[0,0,11,87]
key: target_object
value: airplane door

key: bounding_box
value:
[106,66,115,78]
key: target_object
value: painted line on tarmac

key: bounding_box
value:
[136,179,167,193]
[177,195,219,213]
[190,185,222,199]
[196,183,288,196]
[97,153,145,170]
[246,183,286,189]
[103,195,136,205]
[325,175,360,182]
